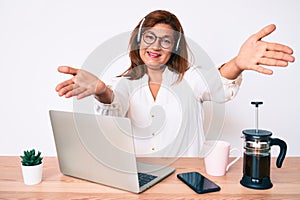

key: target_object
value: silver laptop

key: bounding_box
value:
[49,110,175,193]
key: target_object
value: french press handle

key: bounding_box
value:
[270,138,287,168]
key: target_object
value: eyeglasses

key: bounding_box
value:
[142,31,174,49]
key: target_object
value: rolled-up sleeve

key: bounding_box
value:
[94,78,130,117]
[220,73,242,102]
[94,99,120,116]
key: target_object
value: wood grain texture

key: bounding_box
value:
[0,156,299,199]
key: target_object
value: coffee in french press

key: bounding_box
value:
[240,101,287,189]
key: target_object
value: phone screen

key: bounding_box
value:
[177,172,221,194]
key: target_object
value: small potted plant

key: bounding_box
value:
[20,149,43,185]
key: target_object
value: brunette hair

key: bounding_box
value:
[120,10,189,81]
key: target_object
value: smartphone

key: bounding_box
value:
[177,171,221,194]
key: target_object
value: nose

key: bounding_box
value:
[150,38,161,50]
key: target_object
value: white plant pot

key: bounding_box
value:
[21,163,43,185]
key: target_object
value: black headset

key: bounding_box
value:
[136,17,182,52]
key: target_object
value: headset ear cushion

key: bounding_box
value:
[136,32,140,43]
[136,31,141,43]
[136,18,146,43]
[175,32,181,52]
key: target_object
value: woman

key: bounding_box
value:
[56,10,294,157]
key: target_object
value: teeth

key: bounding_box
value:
[148,52,160,57]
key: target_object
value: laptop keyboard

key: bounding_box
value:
[138,172,158,187]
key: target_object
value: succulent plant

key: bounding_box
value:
[20,149,43,166]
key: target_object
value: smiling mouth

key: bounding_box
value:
[147,51,161,58]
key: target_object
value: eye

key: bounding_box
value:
[143,32,156,44]
[160,37,173,48]
[162,38,171,44]
[145,35,155,40]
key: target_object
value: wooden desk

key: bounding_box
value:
[0,156,299,199]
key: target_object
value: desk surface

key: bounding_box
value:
[0,156,299,199]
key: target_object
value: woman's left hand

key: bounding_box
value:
[234,24,295,75]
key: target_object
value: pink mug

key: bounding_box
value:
[204,140,241,176]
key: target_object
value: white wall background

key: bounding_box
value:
[1,0,299,156]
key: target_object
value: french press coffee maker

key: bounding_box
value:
[240,101,287,189]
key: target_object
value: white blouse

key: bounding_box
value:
[95,66,242,157]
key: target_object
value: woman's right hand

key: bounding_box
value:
[55,66,106,100]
